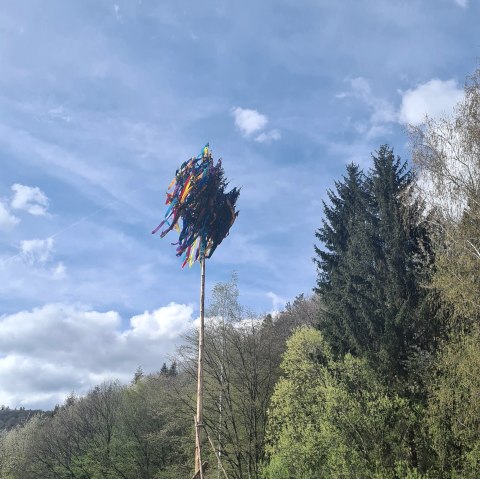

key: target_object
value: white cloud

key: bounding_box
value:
[20,238,54,264]
[52,262,67,280]
[255,129,281,143]
[231,107,268,137]
[0,302,195,409]
[399,79,464,125]
[0,201,20,231]
[127,303,194,340]
[11,183,49,216]
[267,291,286,313]
[453,0,468,7]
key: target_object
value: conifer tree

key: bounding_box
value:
[315,146,435,380]
[315,162,373,356]
[367,145,428,377]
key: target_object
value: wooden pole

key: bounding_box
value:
[195,255,206,475]
[194,417,204,479]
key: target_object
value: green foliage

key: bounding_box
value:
[0,406,43,431]
[263,328,426,479]
[410,68,480,333]
[408,67,480,477]
[121,373,192,479]
[0,276,294,479]
[368,145,436,377]
[427,328,480,478]
[0,415,45,479]
[0,375,192,479]
[431,204,480,329]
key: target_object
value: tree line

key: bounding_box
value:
[264,68,480,479]
[1,67,479,478]
[0,279,317,479]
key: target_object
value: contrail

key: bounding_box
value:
[0,187,146,267]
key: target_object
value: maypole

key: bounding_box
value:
[152,143,240,478]
[196,255,205,475]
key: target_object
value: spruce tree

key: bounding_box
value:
[315,162,374,356]
[368,145,422,376]
[315,146,435,380]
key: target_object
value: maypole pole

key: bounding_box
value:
[195,254,205,475]
[152,143,240,479]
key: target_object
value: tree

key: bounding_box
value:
[0,415,45,479]
[21,384,126,479]
[427,328,480,478]
[315,148,436,380]
[21,395,91,479]
[0,374,193,479]
[132,366,144,384]
[368,145,435,378]
[179,276,284,479]
[410,68,480,329]
[315,162,374,357]
[263,327,428,479]
[119,372,191,479]
[403,64,480,479]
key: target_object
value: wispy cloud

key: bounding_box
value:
[19,238,54,264]
[11,183,50,216]
[344,77,397,124]
[267,291,286,313]
[113,4,122,22]
[0,201,20,231]
[335,76,464,137]
[255,129,281,143]
[453,0,468,8]
[52,262,67,280]
[398,78,464,125]
[48,106,72,123]
[336,77,396,139]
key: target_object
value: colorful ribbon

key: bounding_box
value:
[152,144,240,267]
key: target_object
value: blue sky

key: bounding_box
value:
[0,0,477,408]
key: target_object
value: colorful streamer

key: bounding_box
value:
[152,144,240,267]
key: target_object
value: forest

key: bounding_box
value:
[0,68,479,479]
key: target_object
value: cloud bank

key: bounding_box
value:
[0,302,195,409]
